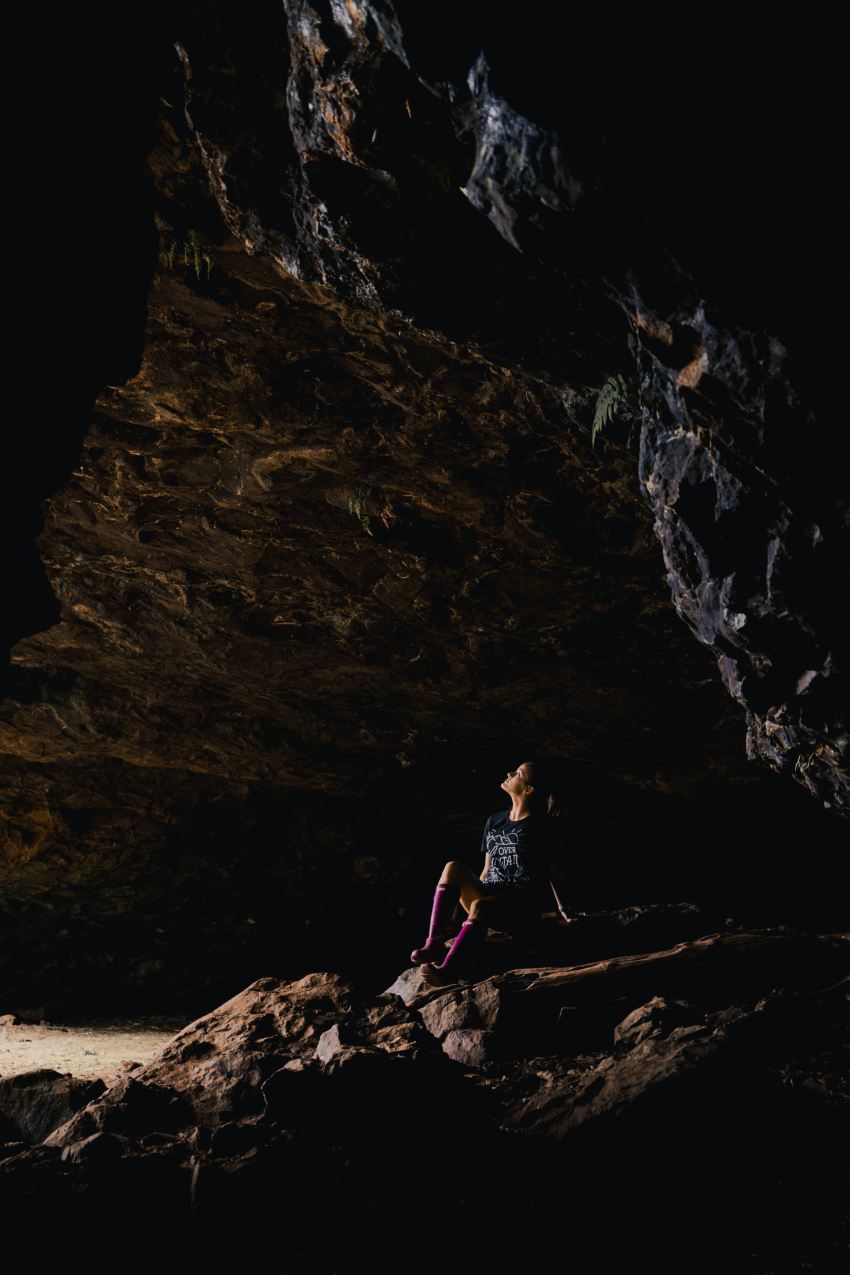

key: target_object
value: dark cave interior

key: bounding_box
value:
[2,5,847,1270]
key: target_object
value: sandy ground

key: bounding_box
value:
[0,1017,189,1082]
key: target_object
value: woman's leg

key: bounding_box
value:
[411,863,501,966]
[437,861,499,914]
[469,888,538,937]
[416,867,514,984]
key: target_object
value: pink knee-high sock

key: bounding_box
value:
[427,882,460,941]
[434,917,484,972]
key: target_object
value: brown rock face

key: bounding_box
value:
[0,1069,105,1145]
[2,3,847,1012]
[1,926,847,1271]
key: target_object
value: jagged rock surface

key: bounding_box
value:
[2,920,847,1270]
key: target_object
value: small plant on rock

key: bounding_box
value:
[592,373,629,451]
[348,485,373,535]
[161,229,214,281]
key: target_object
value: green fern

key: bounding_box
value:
[161,231,214,280]
[186,230,208,280]
[793,750,818,777]
[348,485,373,535]
[592,374,628,450]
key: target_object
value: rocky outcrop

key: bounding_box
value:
[177,1,849,819]
[2,923,847,1269]
[633,300,849,815]
[0,1069,105,1145]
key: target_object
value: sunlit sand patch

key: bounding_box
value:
[0,1017,188,1081]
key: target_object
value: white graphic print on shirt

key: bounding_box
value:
[484,823,532,887]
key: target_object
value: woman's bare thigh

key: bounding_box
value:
[437,862,495,912]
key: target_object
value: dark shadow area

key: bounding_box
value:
[3,7,170,687]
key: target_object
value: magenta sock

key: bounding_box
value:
[435,918,484,972]
[427,882,460,941]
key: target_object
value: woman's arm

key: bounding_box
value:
[547,860,574,923]
[480,851,492,883]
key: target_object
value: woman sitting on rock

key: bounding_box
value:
[411,759,573,988]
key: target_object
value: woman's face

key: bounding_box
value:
[501,761,533,797]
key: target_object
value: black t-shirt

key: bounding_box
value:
[480,809,563,893]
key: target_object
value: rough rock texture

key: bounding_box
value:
[0,1069,105,1145]
[2,4,847,1012]
[2,917,847,1271]
[634,310,849,813]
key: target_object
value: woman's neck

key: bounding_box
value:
[508,795,534,820]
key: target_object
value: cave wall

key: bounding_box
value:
[2,3,846,1013]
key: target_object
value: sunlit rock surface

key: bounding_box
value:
[1,916,847,1271]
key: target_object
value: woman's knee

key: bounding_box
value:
[467,896,495,920]
[440,860,467,882]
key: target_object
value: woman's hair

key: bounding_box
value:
[525,758,563,817]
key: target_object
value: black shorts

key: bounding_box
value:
[478,884,540,933]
